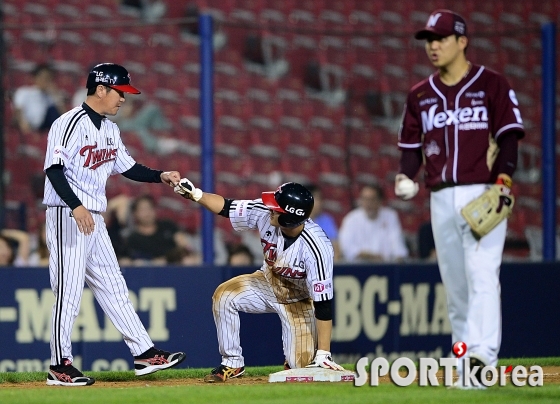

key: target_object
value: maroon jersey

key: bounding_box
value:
[398,64,525,189]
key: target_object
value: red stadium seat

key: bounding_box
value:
[3,0,560,238]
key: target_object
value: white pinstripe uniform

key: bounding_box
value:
[213,199,334,369]
[43,106,154,365]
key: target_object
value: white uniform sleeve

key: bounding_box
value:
[44,116,81,170]
[302,230,334,302]
[229,199,270,232]
[111,125,136,174]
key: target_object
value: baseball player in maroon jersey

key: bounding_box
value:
[173,180,344,382]
[395,10,524,389]
[42,63,186,386]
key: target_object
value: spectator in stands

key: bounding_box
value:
[417,221,437,262]
[31,173,46,205]
[181,3,200,37]
[13,64,65,133]
[28,223,49,267]
[0,235,15,267]
[73,85,192,156]
[239,230,266,265]
[113,97,192,155]
[71,87,87,108]
[303,61,323,92]
[71,63,97,107]
[243,33,289,79]
[244,34,266,65]
[0,230,31,266]
[180,3,227,50]
[303,60,346,106]
[188,228,230,266]
[227,243,255,266]
[339,184,408,263]
[165,246,202,266]
[102,194,133,264]
[119,0,166,23]
[124,195,190,265]
[306,184,341,262]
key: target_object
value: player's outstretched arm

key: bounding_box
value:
[174,177,225,214]
[306,319,344,371]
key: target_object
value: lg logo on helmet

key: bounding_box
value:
[95,71,116,84]
[285,205,305,216]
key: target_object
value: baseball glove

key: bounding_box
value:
[460,184,515,238]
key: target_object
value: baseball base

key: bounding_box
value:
[268,368,356,383]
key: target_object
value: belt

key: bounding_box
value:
[49,206,101,215]
[431,182,482,192]
[431,183,457,192]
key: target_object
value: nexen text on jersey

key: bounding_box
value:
[421,105,488,132]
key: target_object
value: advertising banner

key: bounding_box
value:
[1,263,558,371]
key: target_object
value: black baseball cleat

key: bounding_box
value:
[283,360,291,370]
[46,360,95,387]
[469,355,489,386]
[204,365,245,383]
[134,347,186,376]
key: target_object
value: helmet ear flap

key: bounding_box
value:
[277,214,289,227]
[277,213,305,228]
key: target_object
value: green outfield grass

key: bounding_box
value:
[1,359,559,404]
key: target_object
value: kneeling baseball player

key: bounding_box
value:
[174,180,344,382]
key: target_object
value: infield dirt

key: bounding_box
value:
[1,366,559,389]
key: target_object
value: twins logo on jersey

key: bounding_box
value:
[262,239,278,266]
[80,142,117,170]
[273,266,306,279]
[261,239,306,279]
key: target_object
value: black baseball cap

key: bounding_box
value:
[415,9,468,40]
[86,63,141,94]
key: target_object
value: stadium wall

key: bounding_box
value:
[0,263,559,372]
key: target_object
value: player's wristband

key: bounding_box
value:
[218,198,233,217]
[496,177,512,188]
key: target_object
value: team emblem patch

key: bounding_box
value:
[424,140,441,157]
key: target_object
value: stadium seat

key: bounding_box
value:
[279,152,319,183]
[3,0,560,237]
[260,7,286,24]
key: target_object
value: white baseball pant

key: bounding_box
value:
[430,184,506,372]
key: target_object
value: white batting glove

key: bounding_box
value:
[395,173,419,200]
[174,178,203,202]
[306,350,344,371]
